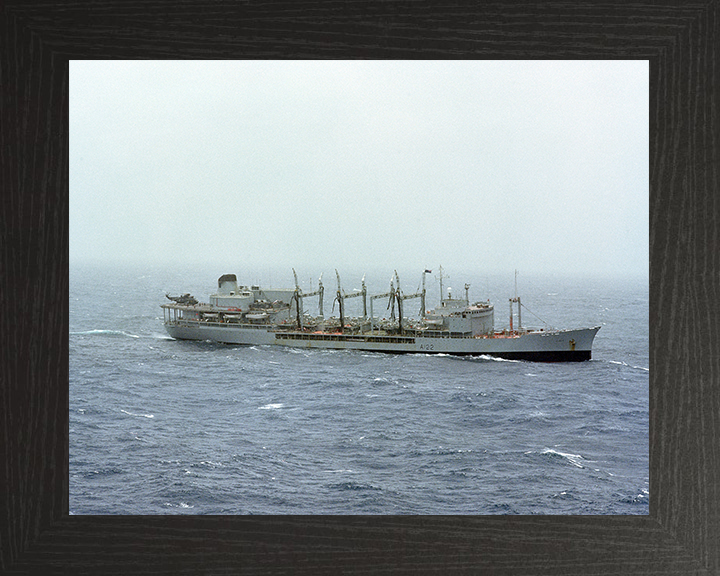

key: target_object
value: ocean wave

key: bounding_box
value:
[258,403,284,410]
[193,461,224,468]
[150,332,174,340]
[71,329,140,339]
[477,355,520,363]
[327,481,381,491]
[164,502,194,509]
[608,360,649,371]
[541,448,587,468]
[371,376,399,386]
[120,409,154,418]
[618,490,649,505]
[81,466,125,478]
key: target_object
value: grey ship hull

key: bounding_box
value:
[164,322,600,362]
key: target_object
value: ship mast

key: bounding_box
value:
[421,270,427,317]
[334,269,344,333]
[436,266,447,303]
[509,269,521,332]
[292,268,303,329]
[395,270,403,335]
[318,274,324,318]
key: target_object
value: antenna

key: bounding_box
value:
[436,266,448,302]
[361,274,367,319]
[509,269,521,331]
[421,269,428,317]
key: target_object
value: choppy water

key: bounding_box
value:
[70,263,649,515]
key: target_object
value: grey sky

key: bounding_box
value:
[70,60,648,279]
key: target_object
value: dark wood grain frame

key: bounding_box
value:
[2,2,717,574]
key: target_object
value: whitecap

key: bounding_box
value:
[542,448,586,468]
[120,409,154,418]
[71,329,140,338]
[283,347,305,354]
[150,332,173,340]
[164,502,194,509]
[479,354,520,363]
[608,360,649,372]
[258,403,284,410]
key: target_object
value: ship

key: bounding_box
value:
[161,268,600,362]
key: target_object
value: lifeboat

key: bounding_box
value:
[246,313,269,320]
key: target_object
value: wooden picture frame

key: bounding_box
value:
[1,2,716,574]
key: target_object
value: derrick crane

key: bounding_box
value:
[331,271,366,333]
[292,269,325,329]
[340,274,367,319]
[368,269,430,334]
[302,273,324,318]
[369,277,395,332]
[333,270,344,332]
[394,270,404,334]
[291,268,302,328]
[397,270,429,318]
[395,270,431,334]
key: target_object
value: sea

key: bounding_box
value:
[69,262,649,515]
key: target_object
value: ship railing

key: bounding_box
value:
[415,330,473,338]
[276,332,415,344]
[166,318,271,330]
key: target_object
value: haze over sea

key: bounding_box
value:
[70,262,648,515]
